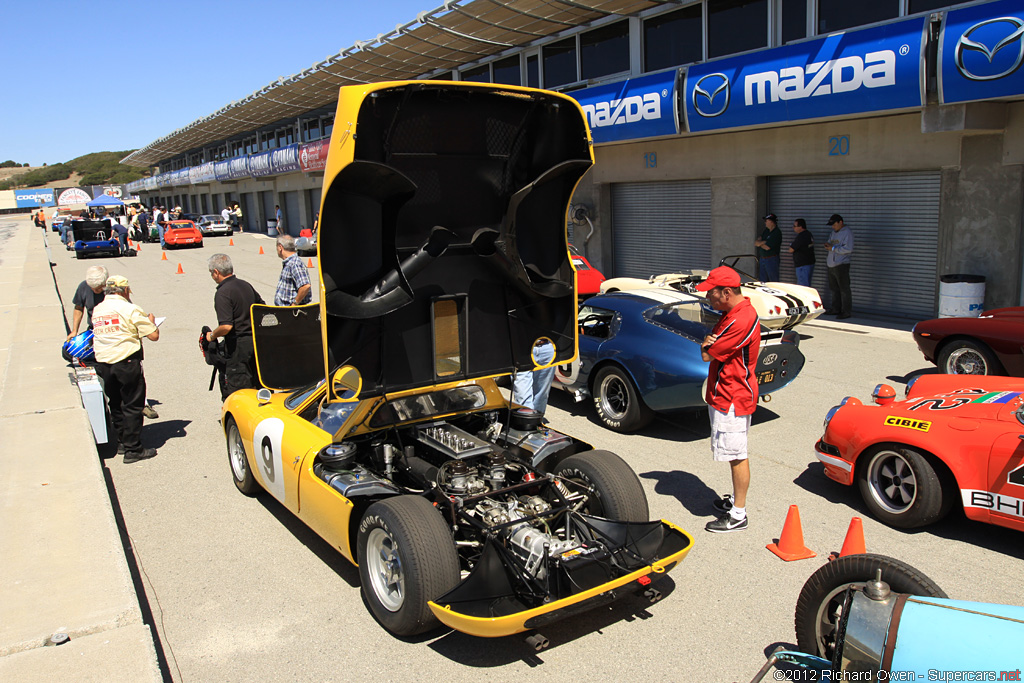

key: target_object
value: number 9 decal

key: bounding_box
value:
[252,418,286,502]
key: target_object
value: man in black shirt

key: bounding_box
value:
[67,265,108,342]
[205,253,265,400]
[789,218,815,287]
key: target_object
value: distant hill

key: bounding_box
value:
[0,151,148,191]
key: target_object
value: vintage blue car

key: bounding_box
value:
[552,289,805,432]
[71,219,121,259]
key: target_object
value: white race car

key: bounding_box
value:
[600,255,823,330]
[196,214,233,237]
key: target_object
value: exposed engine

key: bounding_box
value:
[312,407,603,584]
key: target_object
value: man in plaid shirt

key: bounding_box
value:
[274,235,312,306]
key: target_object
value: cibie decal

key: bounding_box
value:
[884,415,931,432]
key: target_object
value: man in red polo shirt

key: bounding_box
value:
[697,266,761,533]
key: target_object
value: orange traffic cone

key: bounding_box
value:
[766,505,816,561]
[136,241,141,251]
[258,245,264,255]
[830,517,866,560]
[307,258,314,268]
[161,251,167,261]
[176,263,184,275]
[229,238,234,246]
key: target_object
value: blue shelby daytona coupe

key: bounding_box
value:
[553,289,805,432]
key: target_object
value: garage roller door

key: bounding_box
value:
[611,180,712,278]
[768,171,940,320]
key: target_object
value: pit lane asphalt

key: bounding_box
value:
[46,225,1023,683]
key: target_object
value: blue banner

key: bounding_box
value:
[14,189,55,208]
[940,0,1024,105]
[214,160,231,181]
[270,144,301,174]
[226,156,250,180]
[572,70,679,143]
[684,16,926,133]
[249,150,274,177]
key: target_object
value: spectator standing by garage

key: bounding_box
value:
[206,253,265,400]
[755,213,782,282]
[696,266,761,533]
[92,275,160,463]
[136,208,150,243]
[789,218,815,287]
[221,203,233,228]
[154,206,167,249]
[232,202,244,231]
[824,214,854,319]
[274,235,312,306]
[275,204,283,234]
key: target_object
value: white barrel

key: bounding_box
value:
[267,219,278,236]
[938,274,985,318]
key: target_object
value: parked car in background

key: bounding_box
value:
[162,220,204,248]
[815,373,1024,532]
[553,289,805,432]
[196,214,233,237]
[600,255,823,330]
[70,220,120,259]
[569,244,605,300]
[913,307,1024,376]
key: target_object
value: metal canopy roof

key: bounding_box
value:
[122,0,670,167]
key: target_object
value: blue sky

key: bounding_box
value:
[0,0,434,166]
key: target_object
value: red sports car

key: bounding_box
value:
[163,220,204,248]
[815,374,1024,532]
[569,244,605,298]
[913,307,1024,376]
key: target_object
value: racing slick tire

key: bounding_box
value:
[225,416,259,496]
[858,444,952,529]
[592,365,654,433]
[937,339,1003,376]
[554,450,649,522]
[357,496,460,637]
[795,553,946,659]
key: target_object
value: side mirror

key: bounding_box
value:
[257,388,272,405]
[331,365,362,401]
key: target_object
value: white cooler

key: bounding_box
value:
[74,366,108,444]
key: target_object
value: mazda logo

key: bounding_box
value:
[692,73,730,118]
[955,16,1024,81]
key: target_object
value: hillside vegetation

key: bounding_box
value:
[0,151,147,191]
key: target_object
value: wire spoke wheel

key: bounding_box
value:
[946,347,988,374]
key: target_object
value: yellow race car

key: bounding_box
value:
[222,81,693,641]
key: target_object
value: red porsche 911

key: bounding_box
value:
[163,220,204,248]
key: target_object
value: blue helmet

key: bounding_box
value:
[62,330,95,362]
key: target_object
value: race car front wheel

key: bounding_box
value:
[938,339,1002,376]
[358,496,460,636]
[554,450,649,522]
[226,416,259,496]
[795,553,946,660]
[593,365,654,433]
[858,445,951,528]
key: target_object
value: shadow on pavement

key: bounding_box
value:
[886,366,938,386]
[426,576,677,667]
[142,419,192,448]
[256,494,361,588]
[640,469,719,518]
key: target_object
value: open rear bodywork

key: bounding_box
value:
[232,82,694,641]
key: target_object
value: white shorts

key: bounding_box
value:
[708,404,751,462]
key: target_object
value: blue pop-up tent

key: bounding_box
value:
[86,194,125,207]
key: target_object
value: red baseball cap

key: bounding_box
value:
[695,266,741,291]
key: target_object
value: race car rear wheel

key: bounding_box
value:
[554,450,649,522]
[858,445,949,528]
[592,365,654,433]
[357,496,460,636]
[938,339,1002,375]
[795,553,946,659]
[226,416,259,496]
